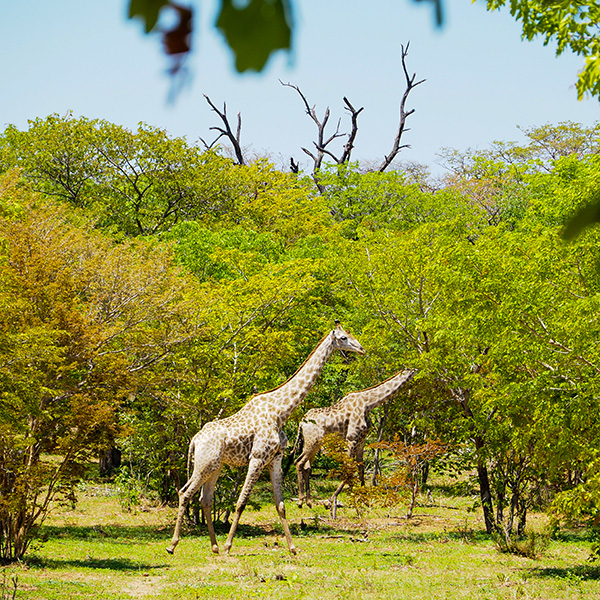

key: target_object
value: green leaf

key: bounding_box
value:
[128,0,170,33]
[216,0,292,73]
[562,189,600,240]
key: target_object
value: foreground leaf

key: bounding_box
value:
[216,0,292,72]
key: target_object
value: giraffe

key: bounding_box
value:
[294,367,416,509]
[166,321,365,556]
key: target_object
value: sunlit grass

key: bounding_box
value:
[2,479,600,599]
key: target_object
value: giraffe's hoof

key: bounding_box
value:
[211,544,219,554]
[166,546,175,555]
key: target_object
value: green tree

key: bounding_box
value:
[0,114,239,236]
[0,173,203,562]
[328,156,600,539]
[0,114,103,207]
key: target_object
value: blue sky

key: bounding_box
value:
[1,1,598,176]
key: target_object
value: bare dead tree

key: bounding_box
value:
[282,43,424,185]
[200,94,245,165]
[378,43,425,172]
[280,81,364,176]
[199,44,423,179]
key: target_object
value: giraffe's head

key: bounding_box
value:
[331,320,365,355]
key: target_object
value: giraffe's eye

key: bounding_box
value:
[340,336,347,341]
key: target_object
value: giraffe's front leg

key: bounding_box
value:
[295,456,312,508]
[347,424,369,486]
[349,434,368,486]
[295,458,305,508]
[224,457,265,555]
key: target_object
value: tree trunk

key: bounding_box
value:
[517,496,527,536]
[407,477,419,519]
[98,447,122,477]
[421,461,430,488]
[453,386,496,535]
[474,436,496,534]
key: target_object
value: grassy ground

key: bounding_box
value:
[2,479,600,599]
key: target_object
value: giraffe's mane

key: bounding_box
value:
[253,331,332,398]
[340,368,414,399]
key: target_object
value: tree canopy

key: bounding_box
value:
[2,114,600,561]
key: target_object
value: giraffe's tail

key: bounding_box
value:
[186,437,195,481]
[283,423,304,477]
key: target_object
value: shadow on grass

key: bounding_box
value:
[551,529,594,544]
[26,554,168,572]
[37,521,277,544]
[288,519,366,539]
[37,524,172,543]
[388,529,492,544]
[426,482,479,498]
[530,565,600,582]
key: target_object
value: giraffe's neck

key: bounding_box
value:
[363,369,416,413]
[271,332,335,424]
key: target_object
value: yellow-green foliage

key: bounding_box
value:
[3,117,600,562]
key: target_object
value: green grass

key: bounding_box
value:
[2,481,600,599]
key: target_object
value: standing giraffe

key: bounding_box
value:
[166,321,365,556]
[294,368,416,509]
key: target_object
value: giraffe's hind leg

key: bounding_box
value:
[269,454,297,555]
[167,441,221,555]
[167,475,204,554]
[200,471,221,554]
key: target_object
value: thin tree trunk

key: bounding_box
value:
[474,438,496,535]
[453,386,496,535]
[222,469,244,525]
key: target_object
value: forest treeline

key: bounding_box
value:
[1,114,600,562]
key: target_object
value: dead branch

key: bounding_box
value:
[340,97,364,163]
[280,80,362,178]
[378,43,425,172]
[282,42,423,180]
[200,94,245,165]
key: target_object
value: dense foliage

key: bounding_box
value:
[1,114,600,562]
